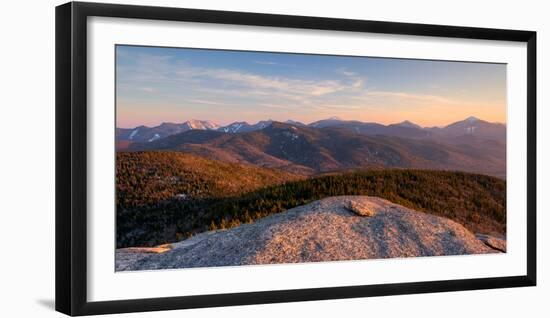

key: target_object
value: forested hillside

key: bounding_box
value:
[117,163,506,248]
[116,151,301,207]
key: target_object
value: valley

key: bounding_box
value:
[117,117,506,178]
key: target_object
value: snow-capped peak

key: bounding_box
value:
[230,122,244,132]
[220,121,248,133]
[255,120,273,129]
[465,116,479,123]
[183,119,220,130]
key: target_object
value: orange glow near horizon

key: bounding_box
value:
[116,99,506,128]
[116,46,506,129]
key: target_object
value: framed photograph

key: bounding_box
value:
[55,1,536,316]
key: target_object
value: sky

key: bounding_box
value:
[116,45,507,128]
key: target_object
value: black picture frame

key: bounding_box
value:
[55,1,537,316]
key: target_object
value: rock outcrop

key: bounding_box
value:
[116,196,505,271]
[345,199,377,217]
[476,234,507,252]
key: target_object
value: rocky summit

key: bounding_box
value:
[116,196,505,271]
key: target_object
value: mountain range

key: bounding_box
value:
[117,116,505,143]
[121,117,506,178]
[116,119,220,143]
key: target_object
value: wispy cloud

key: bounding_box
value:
[119,54,469,123]
[359,91,457,105]
[187,99,227,106]
[119,52,357,108]
[175,65,347,97]
[337,68,357,77]
[258,103,296,110]
[116,47,506,127]
[253,60,294,67]
[139,87,156,93]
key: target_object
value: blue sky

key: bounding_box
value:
[116,45,506,128]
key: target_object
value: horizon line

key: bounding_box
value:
[116,116,507,130]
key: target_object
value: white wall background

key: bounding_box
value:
[0,0,547,316]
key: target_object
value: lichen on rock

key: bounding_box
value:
[345,200,377,217]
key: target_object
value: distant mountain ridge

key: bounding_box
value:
[117,120,219,143]
[117,116,505,143]
[126,120,506,177]
[426,116,506,142]
[218,120,274,133]
[390,120,422,129]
